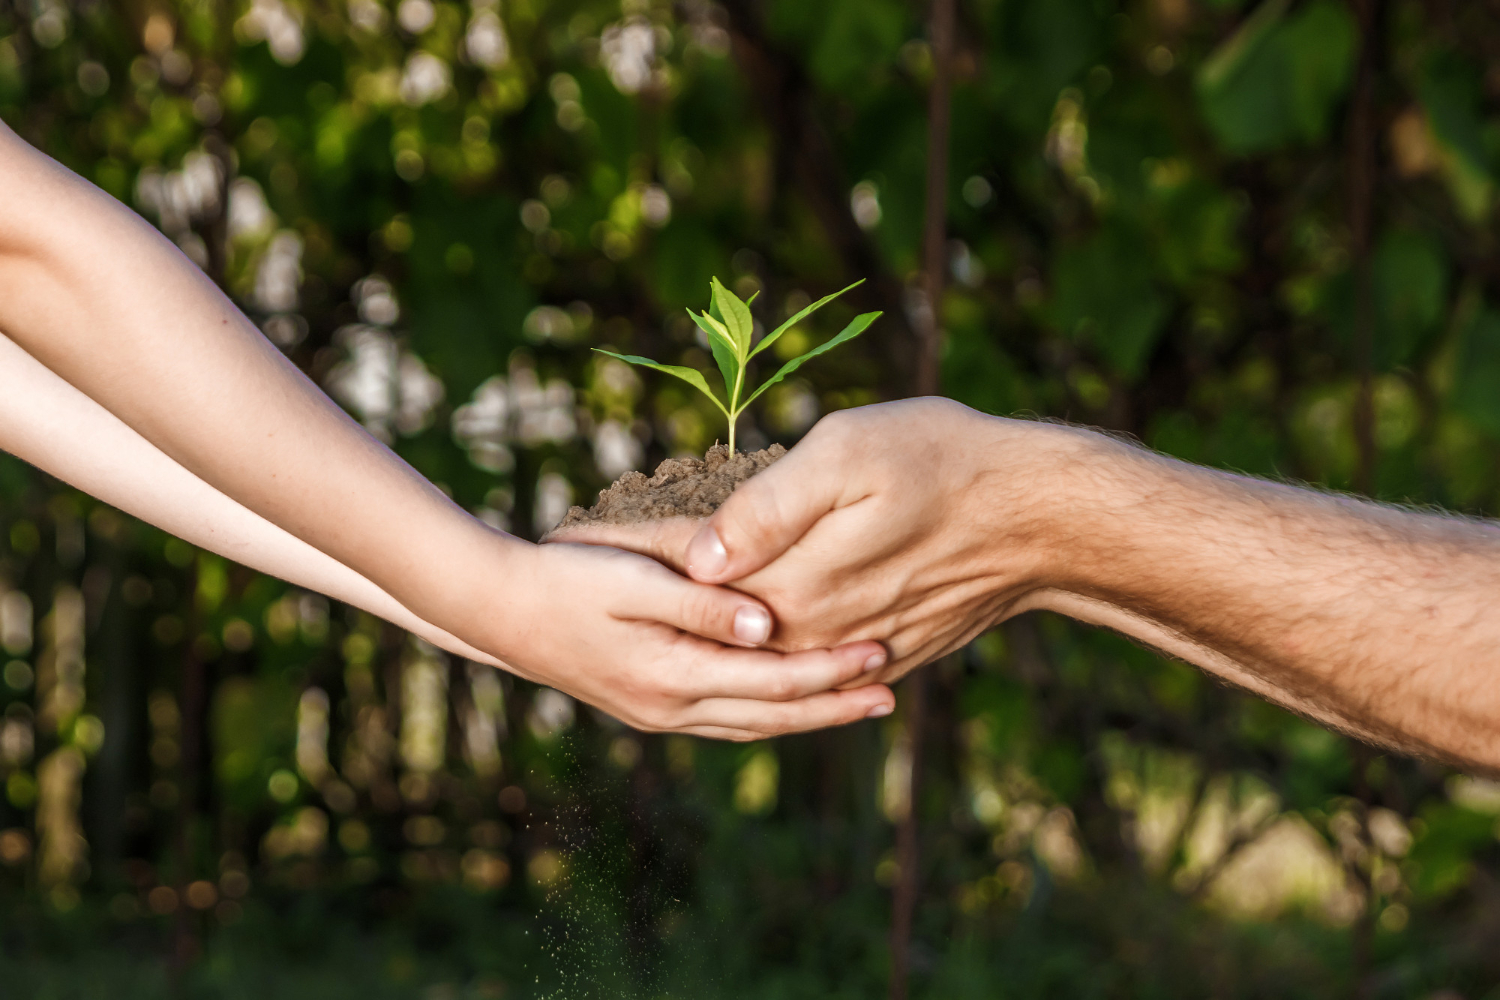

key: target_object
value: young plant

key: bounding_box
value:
[595,277,880,454]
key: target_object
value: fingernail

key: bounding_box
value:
[686,526,728,578]
[733,606,771,645]
[865,704,893,719]
[862,652,887,673]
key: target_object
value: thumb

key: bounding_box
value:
[543,518,698,575]
[685,437,842,584]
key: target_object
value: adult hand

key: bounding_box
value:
[483,538,894,740]
[552,398,1087,683]
[554,397,1500,774]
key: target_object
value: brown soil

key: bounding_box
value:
[550,443,785,531]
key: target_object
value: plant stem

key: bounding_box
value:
[729,368,746,454]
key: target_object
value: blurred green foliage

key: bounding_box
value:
[2,0,1500,997]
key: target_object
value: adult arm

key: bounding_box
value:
[561,398,1500,770]
[0,121,894,739]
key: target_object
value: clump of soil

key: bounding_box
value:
[551,443,785,531]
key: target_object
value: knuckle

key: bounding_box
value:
[635,702,677,733]
[734,491,787,548]
[764,718,795,739]
[816,407,858,437]
[679,588,726,634]
[616,705,654,731]
[752,708,792,737]
[764,673,795,702]
[652,672,690,701]
[610,556,655,593]
[623,712,655,733]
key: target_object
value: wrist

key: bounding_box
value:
[1026,426,1198,601]
[475,537,547,669]
[397,520,538,656]
[966,416,1151,597]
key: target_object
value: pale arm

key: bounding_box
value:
[0,118,496,635]
[0,330,499,665]
[0,120,894,738]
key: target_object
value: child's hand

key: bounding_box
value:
[483,540,893,740]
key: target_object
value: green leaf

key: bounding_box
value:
[806,0,906,92]
[1419,54,1496,221]
[1195,0,1355,155]
[1323,229,1450,371]
[1374,230,1449,369]
[1453,309,1500,438]
[1051,225,1169,379]
[688,310,742,398]
[593,349,729,414]
[710,277,754,358]
[1280,0,1358,140]
[742,312,880,408]
[751,280,864,359]
[1197,0,1290,93]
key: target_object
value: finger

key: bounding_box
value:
[684,685,896,738]
[685,421,849,584]
[544,518,699,574]
[609,553,777,647]
[674,641,889,701]
[676,726,765,742]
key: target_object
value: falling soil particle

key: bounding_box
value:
[550,444,785,531]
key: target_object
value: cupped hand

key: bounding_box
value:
[551,399,1088,684]
[487,539,894,740]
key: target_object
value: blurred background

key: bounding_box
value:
[2,0,1500,996]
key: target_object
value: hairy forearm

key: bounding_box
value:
[0,331,501,665]
[0,121,515,636]
[1030,431,1500,771]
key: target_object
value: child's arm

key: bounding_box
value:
[0,329,498,664]
[0,120,893,739]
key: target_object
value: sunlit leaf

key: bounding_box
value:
[689,310,741,396]
[593,350,729,414]
[751,280,864,359]
[742,312,880,408]
[710,277,754,358]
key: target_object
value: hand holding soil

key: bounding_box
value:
[561,394,1500,774]
[550,398,1065,684]
[0,122,895,744]
[553,443,787,531]
[489,540,893,740]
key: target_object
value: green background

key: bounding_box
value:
[2,0,1500,996]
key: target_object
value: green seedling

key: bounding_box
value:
[595,277,880,454]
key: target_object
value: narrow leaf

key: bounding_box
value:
[710,277,754,358]
[688,310,741,397]
[1197,0,1290,91]
[751,280,865,359]
[742,312,881,408]
[593,349,729,414]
